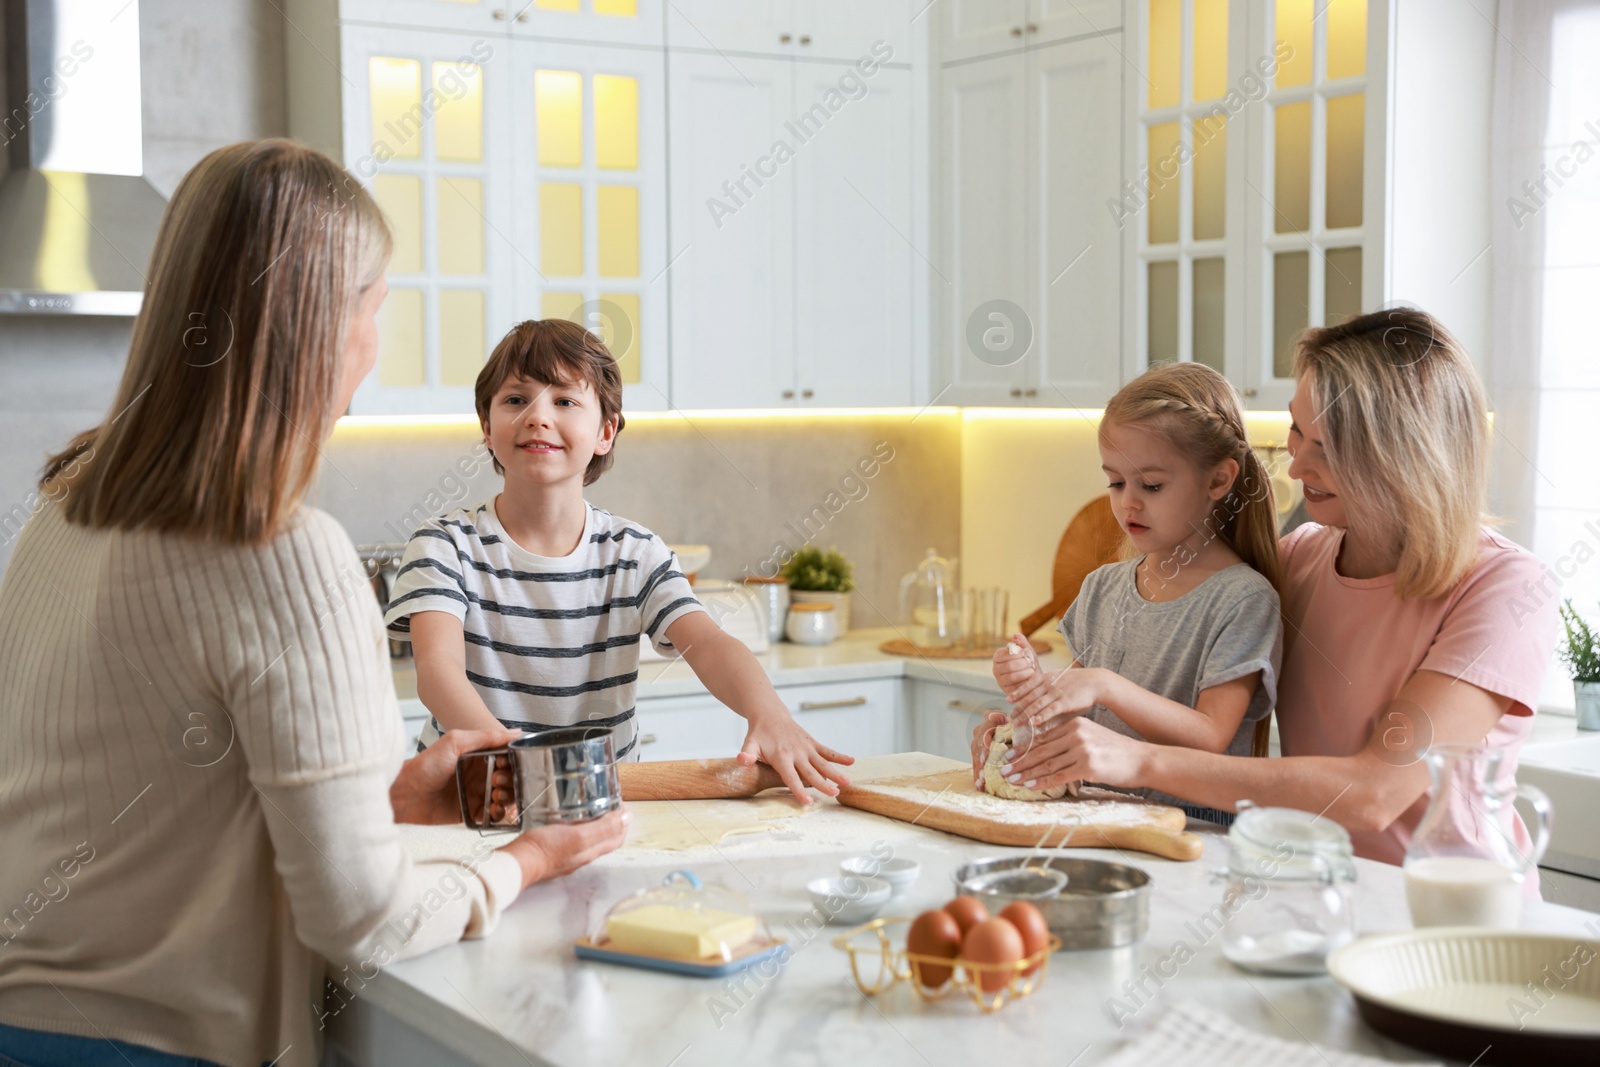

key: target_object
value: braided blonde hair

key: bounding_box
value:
[1101,362,1284,594]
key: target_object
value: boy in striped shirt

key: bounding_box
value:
[384,319,852,803]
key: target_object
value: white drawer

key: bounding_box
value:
[634,678,901,762]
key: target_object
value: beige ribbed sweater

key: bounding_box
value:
[0,502,522,1067]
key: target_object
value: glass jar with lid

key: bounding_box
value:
[1216,803,1358,975]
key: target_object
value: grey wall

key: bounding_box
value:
[0,2,960,624]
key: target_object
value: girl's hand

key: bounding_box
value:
[1003,715,1149,794]
[736,711,854,804]
[969,710,1009,787]
[1009,667,1109,728]
[992,632,1039,693]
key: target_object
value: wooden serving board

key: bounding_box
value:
[877,637,1050,660]
[834,753,1205,862]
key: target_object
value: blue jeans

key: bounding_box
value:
[0,1020,230,1067]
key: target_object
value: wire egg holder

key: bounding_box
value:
[831,917,1062,1013]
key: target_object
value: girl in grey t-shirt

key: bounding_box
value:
[991,364,1284,823]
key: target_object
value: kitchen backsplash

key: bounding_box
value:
[313,414,962,631]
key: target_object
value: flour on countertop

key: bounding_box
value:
[862,770,1180,828]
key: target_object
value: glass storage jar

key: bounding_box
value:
[1215,803,1357,976]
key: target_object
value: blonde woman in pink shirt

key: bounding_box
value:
[975,308,1559,877]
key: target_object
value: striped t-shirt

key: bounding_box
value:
[383,499,705,757]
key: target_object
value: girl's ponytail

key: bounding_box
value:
[1228,444,1284,596]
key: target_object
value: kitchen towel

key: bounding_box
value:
[1097,1001,1439,1067]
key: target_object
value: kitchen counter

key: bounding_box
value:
[390,627,1062,705]
[326,784,1600,1067]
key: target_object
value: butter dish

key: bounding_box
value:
[575,870,787,978]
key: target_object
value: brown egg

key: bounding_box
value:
[998,901,1050,976]
[942,895,990,936]
[961,917,1025,992]
[905,909,963,988]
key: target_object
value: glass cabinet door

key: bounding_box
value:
[1135,0,1240,377]
[510,40,669,408]
[1258,0,1371,398]
[342,26,513,415]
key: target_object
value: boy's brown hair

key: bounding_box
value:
[474,318,626,485]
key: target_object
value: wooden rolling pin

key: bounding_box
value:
[618,758,787,801]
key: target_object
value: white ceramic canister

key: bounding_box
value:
[785,602,838,645]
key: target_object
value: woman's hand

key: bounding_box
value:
[500,807,631,889]
[969,710,1009,786]
[736,710,854,804]
[390,726,522,825]
[1003,715,1150,794]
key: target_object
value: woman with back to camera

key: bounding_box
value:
[0,139,627,1067]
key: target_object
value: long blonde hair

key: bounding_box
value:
[1102,362,1284,595]
[40,139,391,545]
[1293,307,1488,599]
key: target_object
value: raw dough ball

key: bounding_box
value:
[983,724,1077,801]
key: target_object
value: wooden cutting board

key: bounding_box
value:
[834,753,1205,862]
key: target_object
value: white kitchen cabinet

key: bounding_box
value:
[340,0,663,47]
[937,0,1120,64]
[508,39,671,409]
[666,52,796,409]
[632,692,751,761]
[793,62,914,408]
[635,678,900,761]
[338,0,513,34]
[667,1,911,62]
[935,32,1124,407]
[510,0,665,48]
[667,52,916,408]
[906,679,1006,764]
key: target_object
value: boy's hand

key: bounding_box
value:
[735,711,854,805]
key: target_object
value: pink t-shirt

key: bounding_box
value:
[1277,523,1559,870]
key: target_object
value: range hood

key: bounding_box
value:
[0,0,165,315]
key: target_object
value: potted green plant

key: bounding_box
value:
[779,546,854,633]
[1558,600,1600,731]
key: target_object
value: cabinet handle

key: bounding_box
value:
[493,8,507,19]
[1009,387,1023,398]
[799,34,812,45]
[782,388,795,399]
[1024,387,1038,397]
[1242,387,1258,398]
[798,696,868,711]
[780,32,793,43]
[948,700,996,714]
[1010,25,1024,36]
[516,10,530,21]
[801,388,814,399]
[1026,22,1039,33]
[639,733,659,746]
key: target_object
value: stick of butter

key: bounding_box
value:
[606,904,757,960]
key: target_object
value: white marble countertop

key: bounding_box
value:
[345,781,1600,1067]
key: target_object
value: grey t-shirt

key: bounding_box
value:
[1056,558,1282,807]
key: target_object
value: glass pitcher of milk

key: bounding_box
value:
[1403,742,1553,928]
